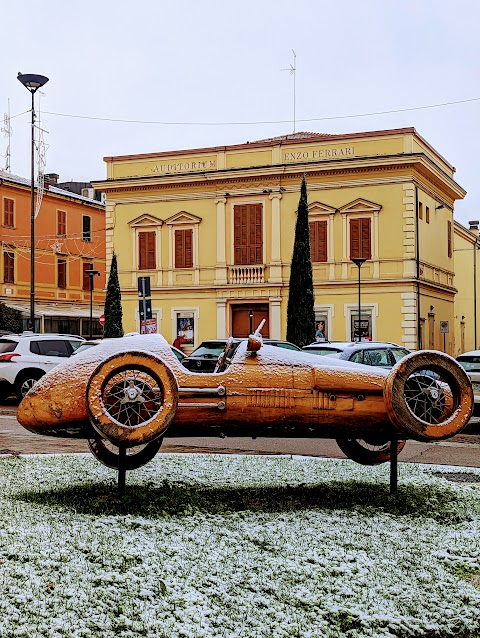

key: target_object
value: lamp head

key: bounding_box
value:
[85,269,100,277]
[352,258,367,267]
[17,73,49,92]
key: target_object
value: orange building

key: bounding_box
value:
[0,170,106,336]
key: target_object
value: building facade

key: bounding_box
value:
[95,128,465,353]
[0,170,106,335]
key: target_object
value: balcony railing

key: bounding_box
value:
[228,264,265,285]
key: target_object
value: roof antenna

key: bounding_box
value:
[282,50,296,134]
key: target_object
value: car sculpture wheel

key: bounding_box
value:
[385,351,473,441]
[86,351,179,447]
[336,436,406,465]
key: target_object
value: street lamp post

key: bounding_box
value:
[17,73,49,332]
[352,258,367,342]
[85,269,100,339]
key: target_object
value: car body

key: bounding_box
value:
[73,338,186,363]
[302,341,411,369]
[456,350,480,414]
[17,332,473,471]
[183,338,301,372]
[0,333,85,401]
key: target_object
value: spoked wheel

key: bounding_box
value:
[336,435,406,465]
[87,351,178,447]
[385,351,473,441]
[87,436,163,470]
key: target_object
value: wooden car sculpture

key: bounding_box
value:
[17,332,473,470]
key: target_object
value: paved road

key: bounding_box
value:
[1,400,479,467]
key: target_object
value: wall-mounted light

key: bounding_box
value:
[436,204,445,210]
[430,305,435,312]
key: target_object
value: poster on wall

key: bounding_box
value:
[315,313,328,342]
[351,312,372,341]
[176,313,195,346]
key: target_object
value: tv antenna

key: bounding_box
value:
[282,49,297,133]
[1,99,12,172]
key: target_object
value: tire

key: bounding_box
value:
[15,371,44,402]
[336,436,406,465]
[87,436,163,470]
[385,351,474,441]
[86,351,178,447]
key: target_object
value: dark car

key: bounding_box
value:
[302,341,410,369]
[183,338,301,373]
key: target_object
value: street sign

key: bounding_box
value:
[440,321,449,333]
[138,299,152,320]
[99,314,105,326]
[138,276,151,298]
[140,318,157,334]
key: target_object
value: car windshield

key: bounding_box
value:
[269,342,300,350]
[304,347,343,356]
[390,348,410,363]
[189,344,227,358]
[74,343,98,355]
[457,355,480,372]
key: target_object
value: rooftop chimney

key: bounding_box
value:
[44,173,59,185]
[469,220,479,231]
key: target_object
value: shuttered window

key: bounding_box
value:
[83,263,93,291]
[82,216,92,242]
[3,252,14,283]
[447,220,452,258]
[138,231,156,270]
[3,198,14,227]
[234,204,263,265]
[57,210,67,236]
[309,220,327,262]
[58,259,67,289]
[350,218,371,260]
[174,229,193,268]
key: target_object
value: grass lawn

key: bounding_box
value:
[0,453,480,637]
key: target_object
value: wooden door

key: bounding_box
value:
[231,304,269,337]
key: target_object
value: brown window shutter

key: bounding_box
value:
[350,219,360,259]
[58,259,67,289]
[4,252,14,283]
[139,231,156,270]
[83,263,93,291]
[57,210,66,236]
[234,204,263,265]
[310,220,327,262]
[175,229,194,268]
[350,218,371,259]
[4,199,14,227]
[447,220,452,258]
[360,218,371,260]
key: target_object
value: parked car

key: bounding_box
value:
[182,338,301,372]
[0,332,85,401]
[73,337,186,363]
[17,332,473,473]
[302,341,411,368]
[456,350,480,414]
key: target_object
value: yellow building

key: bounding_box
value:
[453,220,480,355]
[94,128,465,353]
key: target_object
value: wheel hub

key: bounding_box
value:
[120,379,146,404]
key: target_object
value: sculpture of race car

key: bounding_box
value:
[17,331,473,471]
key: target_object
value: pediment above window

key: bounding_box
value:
[128,214,164,228]
[339,198,382,214]
[308,201,337,215]
[165,211,202,226]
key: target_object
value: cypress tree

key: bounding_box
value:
[103,252,124,338]
[286,175,316,348]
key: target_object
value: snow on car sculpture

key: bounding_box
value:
[17,331,473,473]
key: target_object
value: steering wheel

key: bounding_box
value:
[214,337,234,373]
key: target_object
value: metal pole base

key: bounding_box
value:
[118,446,127,497]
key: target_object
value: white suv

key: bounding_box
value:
[0,333,85,401]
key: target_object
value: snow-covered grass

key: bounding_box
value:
[1,454,480,638]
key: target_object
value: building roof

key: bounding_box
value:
[0,170,105,206]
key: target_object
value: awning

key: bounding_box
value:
[2,301,103,319]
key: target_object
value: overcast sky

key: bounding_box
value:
[2,0,479,226]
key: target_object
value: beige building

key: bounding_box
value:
[453,220,480,355]
[94,128,466,354]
